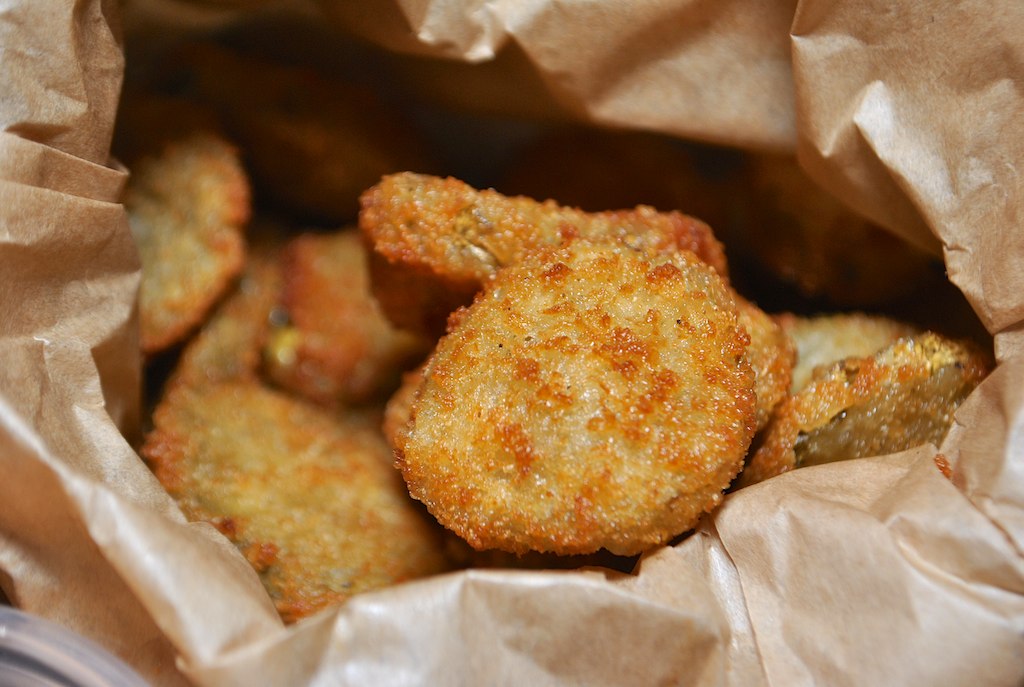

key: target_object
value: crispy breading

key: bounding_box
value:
[779,312,919,392]
[359,172,728,334]
[170,242,283,389]
[736,296,795,431]
[125,132,251,354]
[383,365,424,452]
[264,230,430,406]
[143,380,450,623]
[397,241,755,556]
[737,332,991,488]
[173,42,434,222]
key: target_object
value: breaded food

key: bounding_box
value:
[397,241,756,556]
[143,380,450,623]
[359,172,728,334]
[264,230,430,406]
[170,242,283,389]
[779,312,919,392]
[125,132,251,354]
[383,365,424,452]
[737,332,991,488]
[736,296,795,431]
[739,153,937,308]
[174,42,434,222]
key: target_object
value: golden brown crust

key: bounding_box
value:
[170,245,283,389]
[143,381,450,623]
[737,332,991,488]
[398,241,755,556]
[264,230,430,406]
[382,366,424,452]
[359,172,728,335]
[125,132,251,354]
[735,296,795,431]
[779,312,920,393]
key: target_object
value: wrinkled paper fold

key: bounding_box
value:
[1,0,1021,684]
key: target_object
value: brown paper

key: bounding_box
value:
[2,0,1022,684]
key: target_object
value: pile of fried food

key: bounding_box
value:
[120,39,992,623]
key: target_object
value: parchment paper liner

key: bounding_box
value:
[1,0,1021,684]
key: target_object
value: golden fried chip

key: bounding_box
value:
[735,297,795,431]
[125,132,251,354]
[737,332,990,488]
[383,365,424,452]
[359,172,728,334]
[171,242,283,389]
[174,42,434,222]
[397,241,755,556]
[143,381,450,623]
[779,312,919,393]
[264,231,430,406]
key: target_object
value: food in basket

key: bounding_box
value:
[122,130,251,354]
[395,240,756,556]
[142,247,450,623]
[264,230,431,406]
[359,172,727,335]
[779,312,920,393]
[737,332,991,487]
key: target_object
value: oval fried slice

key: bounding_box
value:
[359,172,727,334]
[264,230,431,406]
[125,132,251,354]
[779,312,919,392]
[736,296,795,431]
[171,242,283,389]
[143,381,451,623]
[737,332,991,488]
[397,241,755,556]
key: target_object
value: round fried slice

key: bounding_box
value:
[264,230,430,406]
[383,365,425,452]
[171,242,283,390]
[360,172,727,335]
[737,332,991,488]
[736,296,795,431]
[125,132,251,354]
[397,241,756,556]
[143,381,450,623]
[779,312,919,392]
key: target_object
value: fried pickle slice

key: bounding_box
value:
[359,172,728,334]
[779,312,919,393]
[737,332,991,488]
[397,241,755,556]
[264,230,430,406]
[170,241,283,389]
[736,297,795,431]
[125,132,251,354]
[143,380,450,623]
[173,42,434,222]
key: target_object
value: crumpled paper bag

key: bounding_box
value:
[1,0,1022,684]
